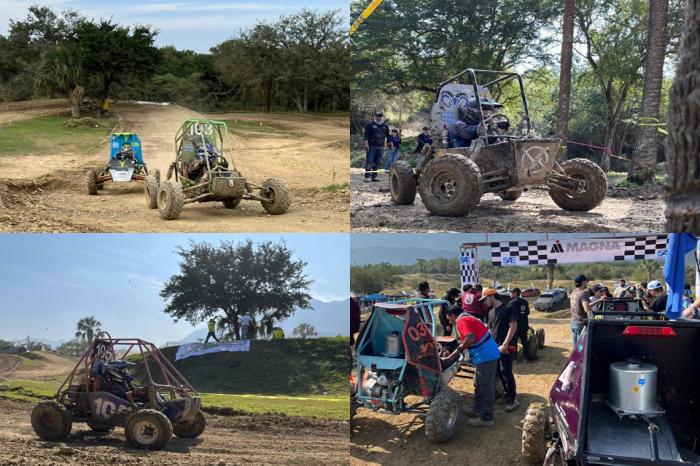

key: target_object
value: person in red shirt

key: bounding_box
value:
[461,284,487,321]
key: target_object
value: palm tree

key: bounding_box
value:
[35,46,85,119]
[666,0,700,231]
[629,0,669,182]
[75,316,102,343]
[556,0,575,157]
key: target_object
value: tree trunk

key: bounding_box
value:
[546,264,554,289]
[630,0,669,183]
[303,83,308,112]
[666,0,700,231]
[556,0,575,160]
[69,85,84,119]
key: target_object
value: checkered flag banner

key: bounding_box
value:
[490,235,669,267]
[460,245,479,287]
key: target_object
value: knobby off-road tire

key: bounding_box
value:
[85,170,98,195]
[259,178,291,215]
[537,328,546,349]
[425,387,462,442]
[157,181,184,220]
[125,409,173,450]
[499,189,523,201]
[527,334,539,360]
[145,175,159,209]
[389,161,416,205]
[166,163,175,181]
[31,401,72,441]
[222,198,241,209]
[419,154,482,216]
[173,410,206,438]
[522,402,549,464]
[550,158,607,211]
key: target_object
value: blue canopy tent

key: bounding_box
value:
[360,293,390,303]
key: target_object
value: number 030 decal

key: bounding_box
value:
[407,322,430,341]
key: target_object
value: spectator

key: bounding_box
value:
[570,274,592,347]
[350,296,361,346]
[442,305,500,427]
[483,288,519,412]
[384,129,401,170]
[589,284,607,311]
[439,288,461,336]
[240,312,252,340]
[363,111,392,182]
[415,126,433,154]
[205,318,219,343]
[509,288,531,362]
[462,285,488,322]
[638,282,650,306]
[647,280,667,313]
[681,295,700,319]
[682,284,694,309]
[613,279,627,298]
[416,281,432,299]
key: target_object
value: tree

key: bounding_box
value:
[75,316,102,343]
[56,338,89,357]
[637,260,662,281]
[161,240,312,340]
[556,0,576,150]
[70,19,159,105]
[293,323,317,339]
[35,45,84,117]
[629,0,670,182]
[666,0,700,231]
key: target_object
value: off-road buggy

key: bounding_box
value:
[351,298,472,442]
[31,332,205,450]
[389,69,607,216]
[85,133,158,196]
[521,299,700,465]
[148,118,291,220]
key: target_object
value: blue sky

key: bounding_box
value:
[0,233,349,345]
[0,0,349,52]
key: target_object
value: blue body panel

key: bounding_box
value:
[110,133,144,164]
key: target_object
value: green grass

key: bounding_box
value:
[322,182,349,192]
[0,379,56,402]
[0,114,116,157]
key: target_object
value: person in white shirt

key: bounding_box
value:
[240,312,252,340]
[612,279,626,298]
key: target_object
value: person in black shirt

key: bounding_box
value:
[439,288,461,336]
[509,288,531,362]
[647,280,668,313]
[363,112,392,182]
[482,288,519,411]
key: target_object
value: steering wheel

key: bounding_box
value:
[484,112,510,129]
[208,155,230,172]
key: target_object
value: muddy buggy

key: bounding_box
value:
[149,118,291,220]
[351,299,472,442]
[31,332,205,451]
[85,132,158,195]
[389,69,607,216]
[520,299,700,465]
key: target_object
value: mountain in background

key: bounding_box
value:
[351,247,457,265]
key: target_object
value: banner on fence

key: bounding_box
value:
[175,340,250,361]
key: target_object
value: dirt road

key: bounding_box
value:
[0,398,348,466]
[350,169,664,232]
[0,102,348,232]
[351,319,571,465]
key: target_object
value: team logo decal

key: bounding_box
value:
[522,146,550,174]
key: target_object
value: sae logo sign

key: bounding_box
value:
[656,249,668,257]
[502,256,518,265]
[460,256,472,265]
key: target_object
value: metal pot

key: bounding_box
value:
[384,331,403,357]
[608,359,659,415]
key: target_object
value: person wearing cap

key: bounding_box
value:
[483,288,519,412]
[416,281,432,299]
[589,284,607,312]
[415,126,434,154]
[439,288,461,336]
[569,274,592,347]
[509,288,531,362]
[363,111,392,182]
[441,305,500,427]
[646,280,667,313]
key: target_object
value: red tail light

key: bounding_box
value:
[623,326,676,337]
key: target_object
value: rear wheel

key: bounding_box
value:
[419,154,482,216]
[145,175,159,209]
[424,387,462,442]
[85,170,98,195]
[125,409,173,450]
[527,334,539,360]
[152,169,160,183]
[537,328,545,349]
[389,161,416,205]
[31,401,72,441]
[549,158,607,211]
[259,178,291,214]
[173,411,206,439]
[222,198,241,209]
[157,181,184,220]
[522,402,548,464]
[499,189,523,201]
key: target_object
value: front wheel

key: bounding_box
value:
[85,170,98,195]
[419,154,482,216]
[125,409,173,450]
[389,161,416,205]
[222,198,241,209]
[522,402,549,464]
[145,175,159,209]
[31,401,72,441]
[259,178,291,215]
[549,158,606,211]
[157,181,184,220]
[173,411,206,438]
[424,387,462,442]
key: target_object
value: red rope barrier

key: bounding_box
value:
[559,137,631,162]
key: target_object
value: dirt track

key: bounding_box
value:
[350,169,664,232]
[351,319,571,465]
[0,398,349,466]
[0,102,349,232]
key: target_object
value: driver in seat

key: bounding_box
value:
[116,143,134,160]
[449,98,509,148]
[187,142,227,183]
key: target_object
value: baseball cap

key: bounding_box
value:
[592,284,604,292]
[374,111,384,117]
[574,274,590,284]
[512,287,521,294]
[648,280,663,290]
[479,288,498,301]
